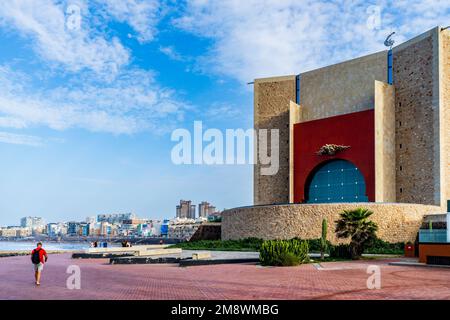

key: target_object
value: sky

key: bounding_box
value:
[0,0,449,226]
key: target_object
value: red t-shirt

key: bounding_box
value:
[31,248,47,264]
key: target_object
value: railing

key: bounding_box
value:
[419,229,447,243]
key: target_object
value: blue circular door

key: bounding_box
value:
[305,159,368,203]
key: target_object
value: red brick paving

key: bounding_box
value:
[0,254,449,300]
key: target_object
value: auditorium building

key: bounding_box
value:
[222,26,450,244]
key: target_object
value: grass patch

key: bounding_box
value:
[309,254,402,264]
[309,256,351,263]
[363,238,405,255]
[170,237,406,255]
[169,238,263,251]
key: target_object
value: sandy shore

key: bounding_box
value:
[0,250,77,257]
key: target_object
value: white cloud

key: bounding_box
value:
[173,0,450,83]
[0,66,189,135]
[3,0,447,137]
[0,117,27,129]
[204,103,242,120]
[96,0,163,43]
[0,1,190,135]
[0,131,44,147]
[0,0,130,78]
[159,45,185,61]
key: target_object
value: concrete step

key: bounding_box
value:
[137,248,182,256]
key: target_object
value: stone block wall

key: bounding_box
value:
[393,28,440,206]
[374,81,396,202]
[189,223,221,241]
[299,51,387,122]
[254,76,295,205]
[440,29,450,209]
[222,203,442,244]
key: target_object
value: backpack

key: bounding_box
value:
[31,249,41,264]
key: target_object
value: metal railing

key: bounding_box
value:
[419,229,447,243]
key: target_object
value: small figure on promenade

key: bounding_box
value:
[121,240,131,247]
[31,242,48,286]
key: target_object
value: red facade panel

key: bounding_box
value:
[293,109,375,203]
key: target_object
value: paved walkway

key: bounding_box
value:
[0,254,449,300]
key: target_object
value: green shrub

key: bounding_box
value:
[207,216,222,222]
[363,238,404,254]
[170,238,264,251]
[171,236,404,256]
[329,238,404,258]
[300,238,332,253]
[276,252,301,266]
[329,244,352,259]
[259,239,309,266]
[320,219,328,259]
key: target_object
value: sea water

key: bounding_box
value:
[0,241,90,251]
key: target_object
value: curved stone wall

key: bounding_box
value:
[222,203,442,244]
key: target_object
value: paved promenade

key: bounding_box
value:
[0,254,449,300]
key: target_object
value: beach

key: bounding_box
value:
[0,241,90,257]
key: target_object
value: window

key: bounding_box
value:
[387,50,393,85]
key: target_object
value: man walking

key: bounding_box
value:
[31,242,48,286]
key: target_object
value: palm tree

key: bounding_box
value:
[335,208,378,259]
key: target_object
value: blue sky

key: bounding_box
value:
[0,0,448,226]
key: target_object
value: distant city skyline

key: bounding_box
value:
[1,199,221,227]
[1,211,212,239]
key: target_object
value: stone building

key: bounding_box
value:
[223,26,450,243]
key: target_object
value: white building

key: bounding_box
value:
[97,213,135,224]
[47,223,66,237]
[89,222,117,237]
[21,216,45,229]
[0,226,32,238]
[0,228,17,237]
[149,220,163,237]
[86,216,96,224]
